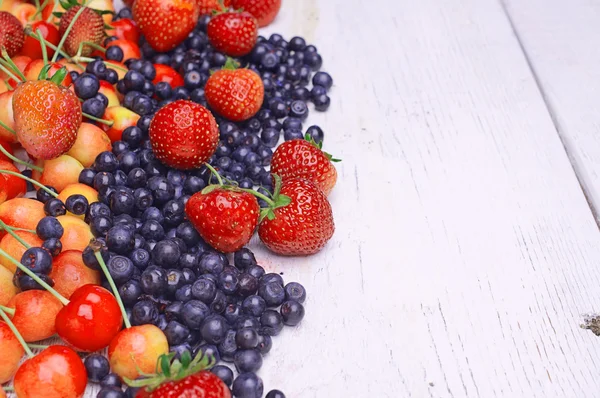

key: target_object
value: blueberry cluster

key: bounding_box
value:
[69,59,122,120]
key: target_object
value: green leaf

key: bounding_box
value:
[160,355,171,377]
[223,57,240,70]
[266,210,276,220]
[273,194,291,209]
[52,11,64,18]
[272,174,282,199]
[37,63,53,81]
[180,351,191,368]
[201,184,219,195]
[49,67,68,85]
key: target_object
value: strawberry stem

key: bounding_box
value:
[204,163,224,186]
[0,170,58,198]
[0,304,15,316]
[223,57,239,70]
[0,219,32,249]
[0,144,44,172]
[52,2,91,62]
[0,307,34,358]
[83,112,114,126]
[94,249,132,328]
[36,28,49,65]
[0,247,69,306]
[0,119,16,136]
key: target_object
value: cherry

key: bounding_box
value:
[101,106,140,142]
[13,345,87,398]
[55,284,123,352]
[6,290,63,342]
[0,230,43,273]
[32,155,84,193]
[21,21,60,60]
[0,90,16,143]
[0,139,13,162]
[153,64,184,88]
[23,60,72,86]
[66,123,112,168]
[0,160,26,201]
[55,215,94,252]
[106,39,141,62]
[0,198,46,232]
[0,321,24,383]
[0,265,17,306]
[49,250,101,299]
[106,18,140,43]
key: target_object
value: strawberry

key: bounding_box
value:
[58,5,105,57]
[271,136,339,195]
[259,176,334,256]
[149,100,219,170]
[186,177,260,253]
[197,0,232,14]
[231,0,280,27]
[207,10,258,57]
[204,59,264,122]
[126,351,230,398]
[133,0,199,52]
[12,68,81,160]
[0,12,25,57]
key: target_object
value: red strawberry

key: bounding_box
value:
[0,12,24,57]
[149,100,219,170]
[126,351,230,398]
[231,0,280,27]
[259,176,334,256]
[197,0,232,14]
[12,69,81,160]
[133,0,199,52]
[205,59,264,122]
[271,137,339,195]
[207,11,258,57]
[58,6,105,57]
[186,183,260,253]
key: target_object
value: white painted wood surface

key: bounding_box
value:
[502,0,600,221]
[10,1,600,397]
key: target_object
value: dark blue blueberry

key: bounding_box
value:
[260,126,281,148]
[100,373,121,388]
[15,273,53,291]
[192,277,217,303]
[257,333,272,355]
[280,300,305,326]
[183,176,205,194]
[246,265,265,280]
[91,215,112,236]
[42,238,62,257]
[262,117,281,131]
[155,81,173,100]
[198,252,227,275]
[242,295,266,318]
[235,327,259,349]
[113,212,135,228]
[223,303,242,325]
[107,255,134,286]
[285,66,300,83]
[132,95,153,115]
[162,199,185,227]
[268,33,283,44]
[79,168,96,186]
[106,225,135,254]
[304,52,322,70]
[216,156,232,171]
[313,71,333,90]
[269,98,288,118]
[98,386,126,398]
[129,248,150,269]
[44,198,66,217]
[65,194,89,215]
[74,73,100,99]
[237,273,258,297]
[165,301,183,321]
[84,353,109,383]
[151,239,180,267]
[313,94,331,111]
[164,320,190,345]
[134,188,154,211]
[157,314,169,331]
[181,268,196,284]
[261,52,280,70]
[36,186,58,203]
[140,266,167,295]
[310,84,327,99]
[259,273,284,286]
[69,70,80,82]
[232,145,252,163]
[94,151,119,172]
[218,269,239,295]
[259,309,283,336]
[190,87,205,104]
[153,53,171,65]
[95,92,109,108]
[126,168,146,188]
[36,216,64,240]
[147,176,175,205]
[166,268,185,297]
[210,290,227,314]
[259,282,286,307]
[173,86,190,100]
[305,125,324,144]
[123,91,140,109]
[19,247,53,275]
[124,70,145,92]
[86,202,111,222]
[131,299,159,326]
[118,152,140,174]
[140,62,156,80]
[133,234,145,249]
[193,343,220,363]
[239,178,253,189]
[284,282,306,303]
[256,146,273,166]
[170,343,192,360]
[142,206,164,223]
[289,100,308,120]
[137,114,153,133]
[86,59,106,77]
[211,52,227,67]
[282,117,303,131]
[232,372,264,398]
[266,390,286,398]
[289,36,306,51]
[112,141,130,156]
[243,152,261,167]
[114,170,128,186]
[182,300,210,330]
[178,252,198,270]
[234,349,262,373]
[82,98,104,118]
[184,70,204,90]
[110,189,135,215]
[211,365,234,387]
[175,222,200,247]
[119,279,142,306]
[250,43,270,64]
[105,45,123,62]
[236,315,260,331]
[105,69,119,85]
[175,283,193,302]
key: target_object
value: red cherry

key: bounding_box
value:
[21,21,60,60]
[0,321,24,384]
[55,284,123,352]
[13,345,87,398]
[152,64,184,88]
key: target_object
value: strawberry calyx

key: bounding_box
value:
[223,57,240,70]
[124,351,216,391]
[304,133,341,162]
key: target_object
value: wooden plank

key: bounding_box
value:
[503,0,600,221]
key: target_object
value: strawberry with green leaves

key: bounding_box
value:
[0,12,24,57]
[133,0,199,52]
[207,9,258,57]
[270,135,340,195]
[149,100,219,170]
[205,58,264,122]
[57,0,106,57]
[12,66,82,160]
[126,351,230,398]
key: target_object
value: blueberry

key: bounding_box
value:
[87,60,107,77]
[79,168,96,186]
[266,390,286,398]
[162,199,185,227]
[114,170,128,186]
[178,252,199,270]
[74,73,100,99]
[217,329,238,362]
[97,387,125,398]
[105,69,119,85]
[259,309,283,336]
[95,151,119,172]
[233,248,257,269]
[183,176,205,194]
[100,373,122,388]
[15,273,53,291]
[256,333,272,355]
[198,252,227,275]
[36,216,64,240]
[164,301,183,321]
[155,82,173,100]
[313,94,331,111]
[234,349,262,373]
[18,247,53,276]
[192,278,217,303]
[181,268,196,284]
[132,95,153,115]
[119,279,142,306]
[210,289,227,314]
[131,300,159,325]
[166,268,185,296]
[175,283,193,302]
[200,314,228,345]
[260,273,284,286]
[182,300,210,330]
[106,225,135,254]
[44,198,66,216]
[107,255,134,286]
[147,176,175,205]
[142,206,164,223]
[217,269,239,295]
[237,273,258,297]
[175,222,200,248]
[42,238,62,257]
[310,84,327,99]
[86,202,111,222]
[235,327,259,349]
[105,45,123,62]
[93,172,116,191]
[164,320,190,345]
[313,71,333,90]
[284,282,306,303]
[82,243,109,271]
[170,343,192,360]
[235,315,260,331]
[304,52,322,70]
[124,70,145,92]
[128,248,150,270]
[211,365,234,387]
[84,353,110,383]
[305,125,324,144]
[151,239,180,267]
[82,97,105,119]
[140,266,167,295]
[292,87,310,101]
[283,128,304,141]
[259,282,286,307]
[246,265,265,279]
[232,372,264,398]
[280,300,305,326]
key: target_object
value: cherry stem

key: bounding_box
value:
[36,28,49,65]
[3,387,14,392]
[28,343,49,350]
[0,62,22,85]
[94,251,132,329]
[0,305,15,316]
[0,248,69,306]
[0,51,27,81]
[0,144,44,172]
[0,119,16,136]
[26,32,83,70]
[79,41,106,54]
[52,0,92,62]
[0,170,58,198]
[83,113,114,126]
[31,0,50,19]
[0,219,31,249]
[0,225,36,233]
[0,307,34,358]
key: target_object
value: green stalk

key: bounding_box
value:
[0,248,69,306]
[0,170,58,198]
[0,307,34,358]
[79,41,106,54]
[0,119,16,136]
[36,29,49,66]
[75,56,128,72]
[0,219,31,249]
[28,343,49,350]
[0,305,15,316]
[83,113,114,126]
[0,51,27,81]
[0,144,43,172]
[3,387,14,392]
[52,1,91,62]
[94,251,131,329]
[0,63,22,85]
[31,0,50,19]
[0,225,36,234]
